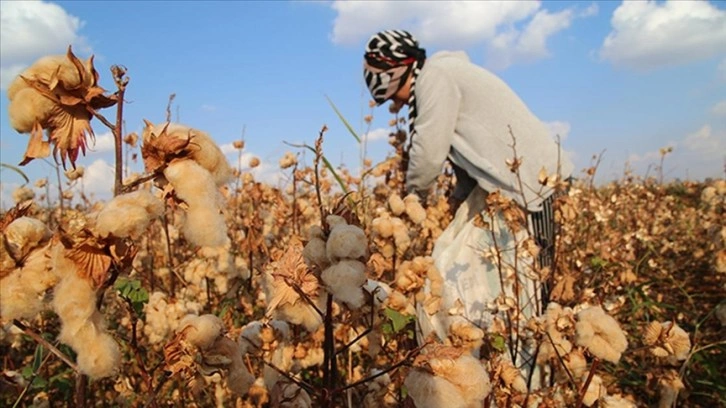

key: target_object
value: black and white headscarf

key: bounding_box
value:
[364,30,426,140]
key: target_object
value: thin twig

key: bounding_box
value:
[12,319,79,373]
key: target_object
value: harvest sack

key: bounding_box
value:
[416,187,539,369]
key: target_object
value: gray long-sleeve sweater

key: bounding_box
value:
[406,51,574,212]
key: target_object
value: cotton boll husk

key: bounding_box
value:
[388,194,405,216]
[404,370,467,408]
[164,159,229,247]
[144,122,233,185]
[7,54,90,101]
[303,237,329,270]
[179,314,224,350]
[575,306,628,363]
[657,370,684,408]
[321,260,367,309]
[93,190,164,239]
[404,194,427,224]
[326,224,368,262]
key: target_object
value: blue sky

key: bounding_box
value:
[1,0,725,207]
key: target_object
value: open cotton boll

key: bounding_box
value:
[178,314,224,350]
[12,186,35,204]
[143,122,233,186]
[303,236,329,270]
[93,190,164,239]
[404,194,427,224]
[74,327,121,380]
[321,260,367,309]
[582,374,607,407]
[404,370,467,408]
[326,223,368,262]
[388,194,405,216]
[430,354,491,405]
[0,247,55,322]
[325,215,347,230]
[575,306,628,363]
[371,214,394,238]
[164,159,229,248]
[3,217,52,261]
[7,86,58,132]
[53,263,120,379]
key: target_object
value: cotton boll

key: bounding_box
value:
[404,194,427,224]
[388,194,405,216]
[12,186,35,204]
[7,87,57,132]
[371,214,394,238]
[179,314,224,350]
[303,237,329,270]
[276,302,324,333]
[575,306,628,363]
[325,215,346,230]
[144,122,233,185]
[431,354,491,405]
[326,224,368,262]
[3,217,51,261]
[0,247,55,322]
[164,159,229,248]
[93,190,164,239]
[404,370,467,408]
[270,381,312,408]
[52,266,119,379]
[582,374,606,407]
[75,329,121,379]
[321,260,367,309]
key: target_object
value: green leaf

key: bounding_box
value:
[384,308,413,333]
[32,344,44,372]
[491,334,507,353]
[115,277,149,315]
[325,95,361,144]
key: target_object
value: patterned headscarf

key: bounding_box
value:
[364,30,426,141]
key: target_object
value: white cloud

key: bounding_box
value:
[330,1,590,69]
[488,9,574,70]
[70,159,114,200]
[201,104,216,112]
[600,0,726,70]
[88,131,115,153]
[0,1,89,90]
[683,124,725,155]
[544,120,571,142]
[712,100,726,117]
[579,3,599,18]
[362,128,389,142]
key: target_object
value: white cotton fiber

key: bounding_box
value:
[93,190,164,239]
[164,159,229,248]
